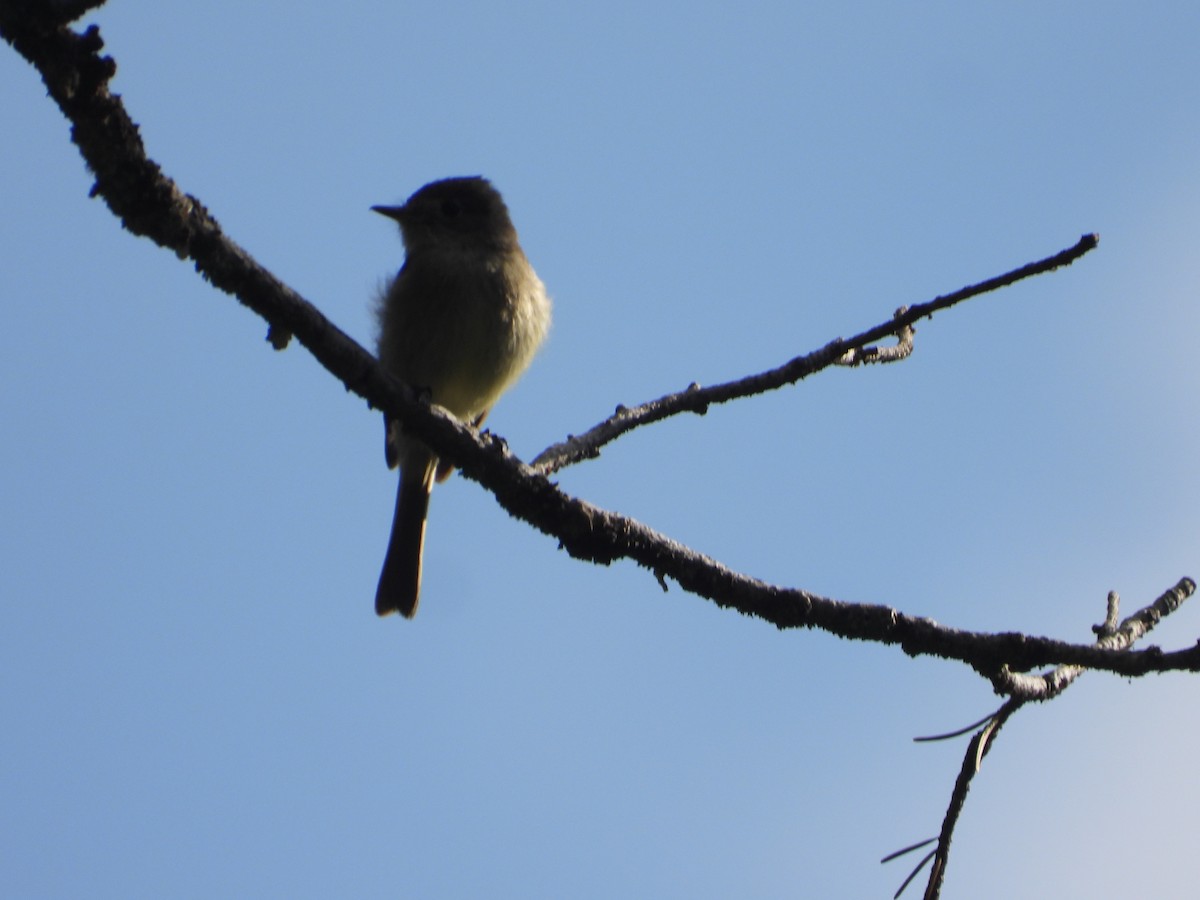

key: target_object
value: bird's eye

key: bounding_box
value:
[440,199,461,218]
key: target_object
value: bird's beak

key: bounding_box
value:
[371,205,407,223]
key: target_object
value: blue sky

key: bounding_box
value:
[3,3,1199,897]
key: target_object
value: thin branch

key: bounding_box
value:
[1094,590,1121,637]
[881,837,938,865]
[911,701,1018,900]
[3,11,1194,678]
[893,848,937,899]
[915,584,1183,899]
[835,307,915,367]
[991,582,1191,699]
[913,709,1002,743]
[532,238,1096,476]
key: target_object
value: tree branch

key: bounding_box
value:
[3,9,1193,679]
[533,238,1096,475]
[909,584,1184,899]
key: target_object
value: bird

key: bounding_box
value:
[372,176,551,617]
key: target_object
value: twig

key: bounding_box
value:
[912,583,1187,899]
[532,238,1097,475]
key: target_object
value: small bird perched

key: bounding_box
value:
[372,177,551,618]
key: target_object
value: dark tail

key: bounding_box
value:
[375,460,436,617]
